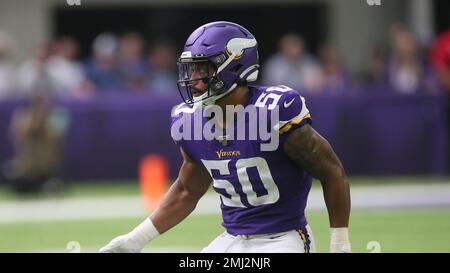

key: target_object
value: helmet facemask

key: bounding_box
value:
[177,56,233,107]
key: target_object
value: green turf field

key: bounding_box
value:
[0,178,449,253]
[1,209,450,253]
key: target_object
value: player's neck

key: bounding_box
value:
[214,85,250,129]
[215,85,250,110]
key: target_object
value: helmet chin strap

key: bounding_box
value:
[192,63,238,108]
[216,53,236,73]
[193,83,238,108]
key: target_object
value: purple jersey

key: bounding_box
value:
[171,85,313,235]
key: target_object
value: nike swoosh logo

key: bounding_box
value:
[284,98,295,108]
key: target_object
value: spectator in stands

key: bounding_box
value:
[118,32,148,92]
[146,41,177,94]
[46,36,89,98]
[262,33,323,93]
[16,42,54,97]
[3,95,70,194]
[430,29,450,95]
[84,32,123,92]
[0,31,16,100]
[318,44,352,95]
[386,24,431,94]
[356,45,388,91]
[366,46,387,86]
[430,29,450,173]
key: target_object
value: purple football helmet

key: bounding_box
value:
[177,21,259,107]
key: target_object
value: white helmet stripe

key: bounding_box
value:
[239,64,259,79]
[180,51,192,58]
[217,53,235,73]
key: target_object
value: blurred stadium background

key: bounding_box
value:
[0,0,450,253]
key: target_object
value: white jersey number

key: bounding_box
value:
[201,157,280,207]
[255,85,294,110]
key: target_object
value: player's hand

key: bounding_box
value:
[329,227,351,253]
[99,217,160,253]
[99,234,145,253]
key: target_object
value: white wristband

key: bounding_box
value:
[330,227,351,253]
[128,217,160,248]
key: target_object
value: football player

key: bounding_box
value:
[100,21,351,253]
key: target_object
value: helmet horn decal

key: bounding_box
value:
[218,37,257,73]
[226,37,257,56]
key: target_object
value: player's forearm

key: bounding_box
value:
[320,167,352,252]
[283,125,351,227]
[320,167,351,228]
[100,170,208,253]
[150,179,201,234]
